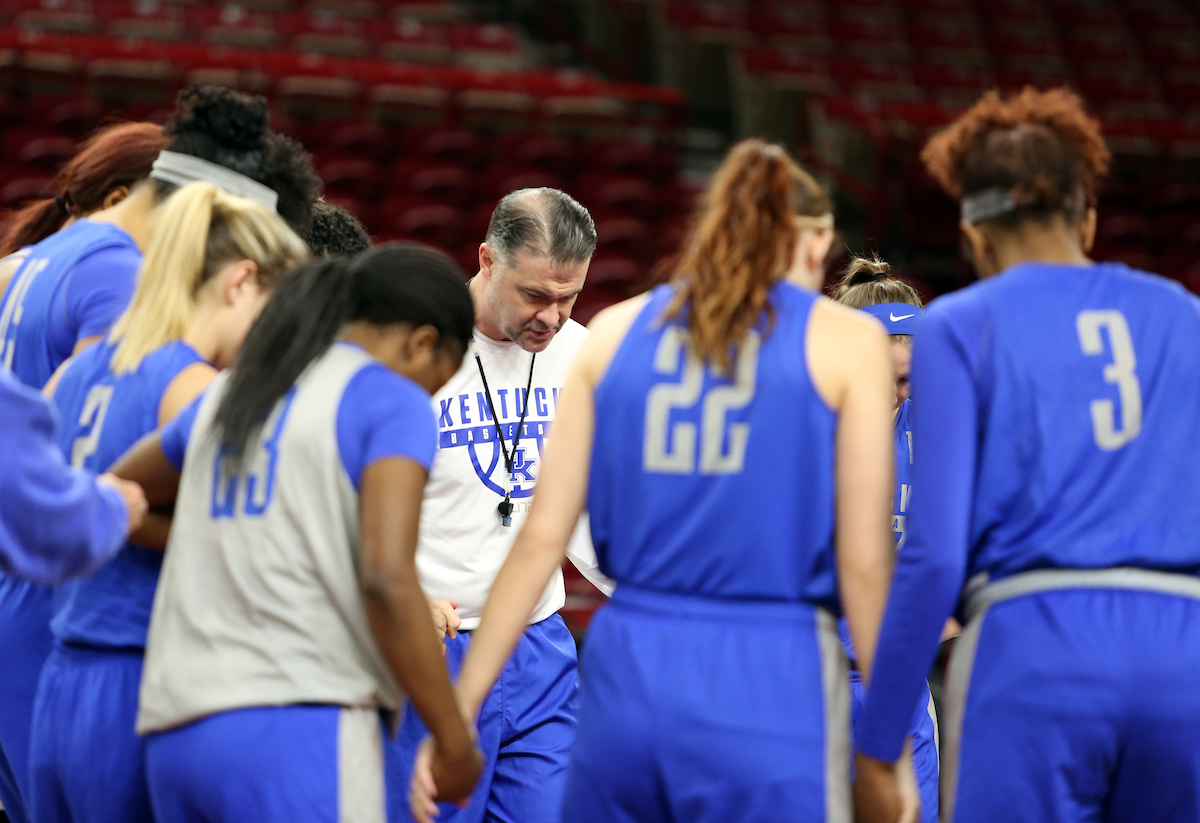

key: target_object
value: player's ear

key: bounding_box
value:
[102,185,130,210]
[1080,207,1097,254]
[405,324,440,362]
[224,260,259,305]
[960,221,994,278]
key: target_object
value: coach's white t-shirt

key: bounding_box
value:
[418,319,612,630]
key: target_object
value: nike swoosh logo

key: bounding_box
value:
[890,312,915,321]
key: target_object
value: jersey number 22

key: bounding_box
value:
[643,327,760,475]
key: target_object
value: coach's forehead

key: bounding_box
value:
[508,248,588,288]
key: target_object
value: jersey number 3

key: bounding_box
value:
[643,327,760,475]
[1076,309,1142,451]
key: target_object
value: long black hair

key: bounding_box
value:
[212,242,474,463]
[157,85,323,236]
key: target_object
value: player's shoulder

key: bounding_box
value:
[345,359,431,411]
[809,292,890,347]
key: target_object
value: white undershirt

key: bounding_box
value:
[416,319,613,630]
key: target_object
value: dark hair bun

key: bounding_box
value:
[167,85,269,152]
[847,269,889,287]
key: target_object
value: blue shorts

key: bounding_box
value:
[0,576,53,823]
[850,673,938,823]
[944,584,1200,823]
[561,587,851,823]
[147,704,386,823]
[386,614,578,823]
[29,643,151,823]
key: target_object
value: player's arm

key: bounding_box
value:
[0,375,146,582]
[109,391,207,549]
[358,457,481,803]
[855,307,976,809]
[808,299,896,683]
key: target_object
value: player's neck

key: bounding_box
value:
[991,224,1091,274]
[88,187,156,252]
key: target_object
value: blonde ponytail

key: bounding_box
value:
[110,181,309,374]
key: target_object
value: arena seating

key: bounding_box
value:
[0,0,692,333]
[644,0,1200,297]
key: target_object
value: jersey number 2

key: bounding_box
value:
[643,327,760,475]
[70,385,114,468]
[1076,310,1142,451]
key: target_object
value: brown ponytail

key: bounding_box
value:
[831,255,924,309]
[0,121,167,257]
[663,139,832,373]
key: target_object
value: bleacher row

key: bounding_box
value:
[649,0,1200,295]
[675,0,1199,120]
[0,9,693,315]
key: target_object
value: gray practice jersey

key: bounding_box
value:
[137,344,405,734]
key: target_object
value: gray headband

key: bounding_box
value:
[961,187,1017,224]
[149,151,278,212]
[962,186,1087,224]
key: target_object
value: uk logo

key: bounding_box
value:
[440,419,551,499]
[437,385,560,498]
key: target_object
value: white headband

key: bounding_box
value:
[150,151,279,212]
[961,187,1017,224]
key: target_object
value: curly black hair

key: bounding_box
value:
[307,201,371,257]
[156,85,322,236]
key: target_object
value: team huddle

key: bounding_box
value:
[0,79,1197,823]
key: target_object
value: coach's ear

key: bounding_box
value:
[478,243,498,281]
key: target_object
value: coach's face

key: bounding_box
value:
[477,244,589,353]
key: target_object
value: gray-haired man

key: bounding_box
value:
[387,189,613,823]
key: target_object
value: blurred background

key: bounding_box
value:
[0,0,1196,633]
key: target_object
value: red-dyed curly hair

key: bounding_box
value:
[921,87,1111,225]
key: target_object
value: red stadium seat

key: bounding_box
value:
[317,155,382,201]
[577,170,660,222]
[403,125,485,167]
[593,218,654,262]
[390,157,475,206]
[391,203,465,251]
[368,83,452,126]
[0,174,52,208]
[325,120,398,163]
[458,88,538,132]
[499,132,577,177]
[478,164,563,201]
[34,96,107,136]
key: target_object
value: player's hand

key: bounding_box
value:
[429,598,461,642]
[853,749,921,823]
[409,734,483,823]
[98,473,148,535]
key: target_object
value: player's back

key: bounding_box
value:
[49,339,203,648]
[589,281,837,607]
[945,261,1200,579]
[0,220,140,389]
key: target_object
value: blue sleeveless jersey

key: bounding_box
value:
[0,220,141,389]
[50,339,204,648]
[943,262,1200,578]
[589,282,838,607]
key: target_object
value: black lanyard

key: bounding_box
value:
[474,348,536,526]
